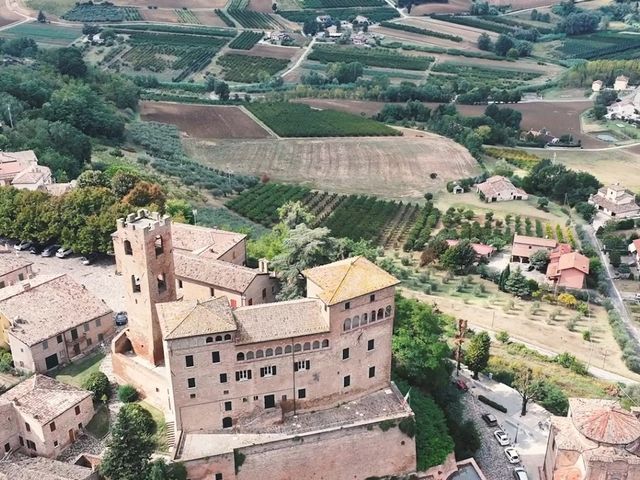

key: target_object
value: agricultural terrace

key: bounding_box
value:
[62,4,142,21]
[0,22,83,46]
[183,134,479,199]
[217,54,290,82]
[229,31,264,50]
[308,45,433,71]
[139,102,273,139]
[227,183,426,247]
[245,103,400,137]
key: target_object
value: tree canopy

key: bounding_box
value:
[465,331,491,379]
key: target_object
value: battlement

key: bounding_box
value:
[116,209,171,232]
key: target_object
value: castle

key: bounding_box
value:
[110,210,417,480]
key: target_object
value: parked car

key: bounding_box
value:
[513,467,529,480]
[41,244,60,257]
[115,311,128,326]
[452,379,469,392]
[494,429,510,446]
[504,447,520,464]
[481,413,498,427]
[56,247,73,258]
[29,244,43,255]
[14,240,32,251]
[81,253,98,265]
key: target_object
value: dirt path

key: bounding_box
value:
[281,37,315,79]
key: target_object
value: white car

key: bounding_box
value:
[494,429,510,446]
[56,247,73,258]
[513,467,529,480]
[504,447,520,464]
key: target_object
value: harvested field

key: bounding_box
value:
[492,0,561,9]
[410,0,471,15]
[235,43,299,59]
[194,9,228,26]
[294,99,385,116]
[0,10,21,27]
[248,0,273,13]
[184,134,479,199]
[139,102,273,139]
[140,8,180,22]
[374,26,477,50]
[402,16,499,41]
[111,0,227,8]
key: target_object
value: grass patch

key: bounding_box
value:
[217,54,289,83]
[0,22,82,46]
[53,351,105,388]
[86,404,110,439]
[138,400,168,452]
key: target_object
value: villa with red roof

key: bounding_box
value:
[546,249,590,289]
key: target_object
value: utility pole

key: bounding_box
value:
[455,318,468,375]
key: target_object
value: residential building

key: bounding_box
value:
[0,274,114,372]
[476,175,528,203]
[588,183,640,219]
[0,454,96,480]
[628,238,640,264]
[11,164,52,191]
[546,248,590,289]
[543,398,640,480]
[0,254,33,289]
[0,375,94,458]
[614,75,629,91]
[591,80,603,92]
[110,210,418,480]
[0,150,52,190]
[445,239,495,259]
[510,234,557,263]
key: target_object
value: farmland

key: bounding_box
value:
[228,0,283,28]
[308,45,432,70]
[245,103,400,137]
[229,31,264,50]
[111,24,236,37]
[62,4,142,21]
[139,102,273,139]
[0,10,20,27]
[217,54,289,82]
[184,133,479,199]
[279,6,399,23]
[378,21,463,42]
[110,0,227,7]
[558,32,640,60]
[302,0,385,7]
[0,22,82,46]
[175,8,201,23]
[432,62,541,84]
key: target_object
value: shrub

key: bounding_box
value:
[117,384,139,403]
[496,330,510,344]
[83,371,111,402]
[582,330,591,341]
[477,394,508,413]
[0,349,12,373]
[398,417,416,438]
[378,419,396,431]
[554,352,588,375]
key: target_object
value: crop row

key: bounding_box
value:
[218,54,289,82]
[279,6,399,23]
[122,44,220,81]
[227,183,312,226]
[215,9,237,27]
[480,15,553,34]
[303,0,385,8]
[309,45,432,71]
[432,62,540,81]
[403,202,440,251]
[379,21,462,42]
[175,8,201,24]
[484,147,541,170]
[126,31,229,47]
[431,14,516,35]
[246,102,400,137]
[559,34,640,60]
[111,24,236,37]
[228,9,281,29]
[229,31,263,50]
[62,4,142,22]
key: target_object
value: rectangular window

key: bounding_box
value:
[50,422,56,432]
[42,339,48,350]
[18,273,24,281]
[25,422,30,432]
[87,338,92,346]
[370,294,376,302]
[190,393,196,399]
[298,388,306,399]
[224,401,232,411]
[369,366,376,378]
[83,323,90,332]
[262,288,267,299]
[235,370,252,381]
[3,443,9,453]
[247,298,253,306]
[54,440,58,447]
[212,351,220,363]
[96,318,101,327]
[343,375,351,388]
[220,373,228,383]
[98,333,104,343]
[230,299,237,308]
[75,406,80,415]
[71,329,78,341]
[344,301,351,310]
[0,281,5,289]
[187,378,196,389]
[216,474,223,480]
[260,365,277,377]
[294,360,310,372]
[19,436,24,446]
[26,440,36,451]
[368,339,375,351]
[210,287,215,297]
[157,274,167,293]
[185,355,194,368]
[177,279,183,289]
[57,334,63,344]
[342,348,349,360]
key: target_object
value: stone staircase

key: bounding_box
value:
[165,421,176,451]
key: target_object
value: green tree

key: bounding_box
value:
[111,170,141,198]
[477,32,492,50]
[53,47,87,77]
[465,331,491,379]
[504,267,531,297]
[13,189,60,243]
[498,264,510,291]
[37,10,46,22]
[537,197,549,210]
[494,34,515,56]
[123,181,166,212]
[165,199,194,224]
[277,200,315,229]
[214,81,230,100]
[147,460,187,480]
[512,366,544,416]
[530,250,549,271]
[77,170,110,189]
[440,240,476,274]
[82,371,111,402]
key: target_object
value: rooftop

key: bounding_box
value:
[174,253,261,292]
[11,165,50,185]
[0,274,112,346]
[570,398,640,445]
[158,297,236,340]
[0,253,32,277]
[171,222,246,259]
[557,251,590,274]
[0,454,93,480]
[302,256,399,305]
[445,240,495,257]
[234,298,328,345]
[0,375,91,424]
[476,175,526,198]
[513,235,558,248]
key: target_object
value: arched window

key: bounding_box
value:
[124,240,133,255]
[343,318,351,331]
[246,351,254,360]
[215,335,223,342]
[275,346,283,355]
[285,345,292,354]
[352,315,360,328]
[206,337,213,344]
[303,342,311,351]
[362,313,368,325]
[222,417,232,429]
[237,352,245,361]
[312,341,320,350]
[154,235,163,256]
[322,339,329,348]
[256,350,264,359]
[224,334,232,341]
[294,344,302,353]
[385,305,392,317]
[266,348,273,357]
[131,275,141,293]
[371,310,376,322]
[377,308,384,320]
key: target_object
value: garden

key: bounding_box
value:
[217,54,289,82]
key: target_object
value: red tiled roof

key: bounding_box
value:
[445,239,495,257]
[558,252,590,275]
[571,398,640,445]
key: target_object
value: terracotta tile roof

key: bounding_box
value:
[549,243,573,260]
[171,223,245,259]
[302,256,399,305]
[234,298,328,345]
[157,297,236,340]
[0,454,93,480]
[632,239,640,254]
[11,165,50,185]
[511,235,557,259]
[0,375,91,424]
[0,254,32,277]
[558,251,590,275]
[0,274,112,346]
[174,253,261,293]
[445,240,495,257]
[570,398,640,445]
[476,175,527,199]
[590,193,640,215]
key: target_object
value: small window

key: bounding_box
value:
[83,323,90,332]
[262,288,267,299]
[369,366,376,378]
[216,474,223,480]
[220,373,228,383]
[370,294,376,302]
[222,417,232,429]
[155,235,163,256]
[246,351,254,360]
[368,339,375,351]
[96,318,101,327]
[294,360,310,371]
[248,298,253,306]
[71,329,78,341]
[4,443,9,453]
[224,401,232,411]
[131,275,141,293]
[212,351,221,363]
[78,423,83,429]
[322,339,329,348]
[362,313,368,325]
[75,406,80,415]
[343,318,351,331]
[371,310,376,322]
[303,342,311,351]
[206,337,213,344]
[19,436,24,446]
[236,370,252,381]
[377,308,384,320]
[0,281,5,289]
[124,240,133,255]
[54,440,58,447]
[345,301,351,310]
[178,279,183,289]
[215,335,223,342]
[265,348,273,357]
[224,334,232,341]
[298,388,306,399]
[237,352,245,362]
[98,334,104,342]
[210,287,215,297]
[284,345,292,354]
[50,422,56,432]
[187,378,196,389]
[157,274,167,293]
[190,393,196,399]
[385,305,392,317]
[185,355,194,368]
[57,334,63,344]
[342,348,349,360]
[260,365,277,377]
[294,344,302,353]
[256,350,264,359]
[343,375,351,388]
[312,341,320,350]
[25,422,30,432]
[275,346,282,355]
[86,338,92,346]
[42,339,48,350]
[352,315,360,328]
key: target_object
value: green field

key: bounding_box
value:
[0,22,82,46]
[217,54,289,82]
[62,4,142,21]
[246,102,401,137]
[558,32,640,60]
[279,6,399,23]
[229,31,263,50]
[27,0,76,16]
[308,45,432,71]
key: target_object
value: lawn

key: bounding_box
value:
[0,22,82,46]
[53,351,105,388]
[86,405,110,438]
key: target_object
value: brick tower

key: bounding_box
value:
[113,210,176,366]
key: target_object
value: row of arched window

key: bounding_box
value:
[237,339,330,362]
[343,306,392,332]
[205,334,233,343]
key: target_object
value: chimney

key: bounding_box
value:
[258,258,269,273]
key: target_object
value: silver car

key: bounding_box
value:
[494,429,510,446]
[513,467,528,480]
[504,447,520,464]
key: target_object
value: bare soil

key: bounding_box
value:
[184,133,480,200]
[248,0,273,13]
[402,16,498,41]
[139,102,273,139]
[111,0,227,9]
[0,10,21,27]
[194,9,228,26]
[234,43,299,59]
[409,0,471,15]
[140,8,180,22]
[374,25,480,50]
